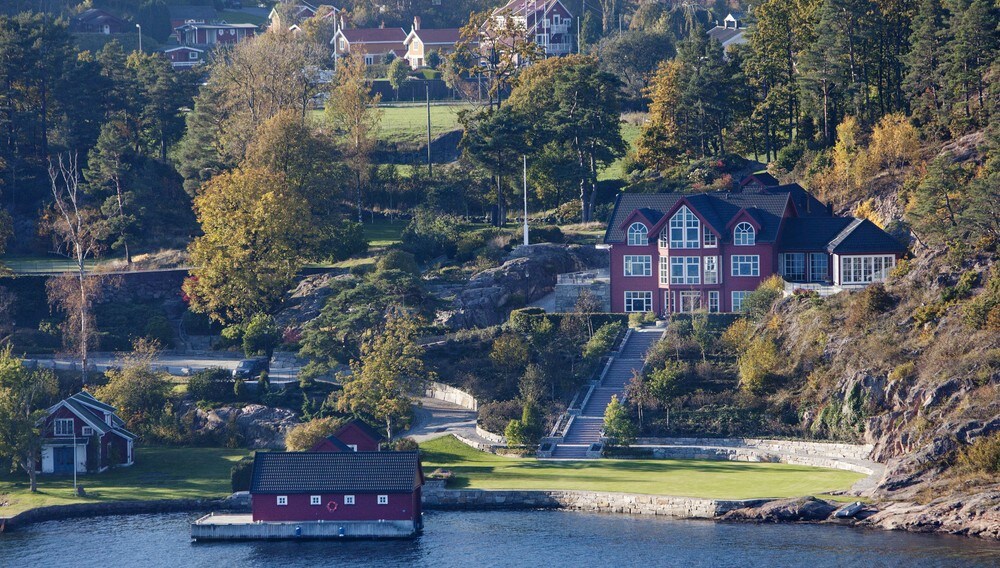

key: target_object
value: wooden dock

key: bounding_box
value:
[190,513,419,541]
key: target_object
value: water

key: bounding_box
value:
[2,510,999,568]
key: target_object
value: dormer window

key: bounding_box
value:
[669,206,699,249]
[734,222,755,246]
[627,222,648,246]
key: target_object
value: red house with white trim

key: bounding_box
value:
[249,451,423,530]
[39,391,135,474]
[603,177,907,314]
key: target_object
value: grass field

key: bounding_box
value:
[599,121,642,182]
[378,103,472,147]
[420,436,864,500]
[0,447,248,517]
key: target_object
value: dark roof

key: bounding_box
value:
[604,191,792,244]
[168,5,219,22]
[740,172,780,187]
[827,219,908,254]
[778,217,854,251]
[759,183,828,217]
[250,452,421,494]
[74,9,125,24]
[336,418,385,442]
[707,26,744,44]
[53,392,136,439]
[319,435,354,452]
[340,28,407,43]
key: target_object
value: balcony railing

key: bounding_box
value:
[557,268,610,285]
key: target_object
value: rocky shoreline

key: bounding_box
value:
[2,492,997,541]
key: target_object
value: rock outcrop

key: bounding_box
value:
[274,271,351,330]
[439,244,608,329]
[720,497,838,523]
[861,492,1000,539]
[188,404,299,449]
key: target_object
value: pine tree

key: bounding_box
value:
[942,0,999,132]
[903,0,949,134]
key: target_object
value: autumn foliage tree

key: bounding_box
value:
[184,167,316,324]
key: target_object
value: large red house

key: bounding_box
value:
[249,451,423,528]
[39,391,135,475]
[603,177,907,314]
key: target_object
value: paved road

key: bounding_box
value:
[404,396,492,444]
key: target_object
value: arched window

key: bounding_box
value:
[627,222,648,246]
[734,222,755,246]
[669,206,700,248]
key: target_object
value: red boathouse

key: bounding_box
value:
[250,451,423,527]
[311,418,385,452]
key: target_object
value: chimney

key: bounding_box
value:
[413,16,421,31]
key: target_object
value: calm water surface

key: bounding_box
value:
[2,510,999,568]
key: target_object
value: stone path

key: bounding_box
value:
[549,329,663,459]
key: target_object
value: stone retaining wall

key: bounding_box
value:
[424,381,478,411]
[476,426,506,445]
[422,489,770,518]
[636,437,873,461]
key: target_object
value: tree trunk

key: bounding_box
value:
[22,457,38,493]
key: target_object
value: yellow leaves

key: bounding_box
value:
[852,199,884,228]
[869,112,920,173]
[635,59,685,170]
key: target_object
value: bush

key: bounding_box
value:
[387,437,419,451]
[377,250,420,276]
[425,50,441,69]
[401,210,462,261]
[529,225,564,244]
[583,321,624,360]
[508,307,547,333]
[738,336,779,393]
[742,275,785,320]
[231,456,254,492]
[188,368,235,402]
[243,313,280,357]
[478,399,521,434]
[554,200,582,224]
[846,283,893,328]
[957,433,1000,474]
[774,142,805,173]
[144,315,175,347]
[317,219,368,262]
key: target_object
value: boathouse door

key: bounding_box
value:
[54,446,74,474]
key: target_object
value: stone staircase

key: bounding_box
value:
[546,329,662,459]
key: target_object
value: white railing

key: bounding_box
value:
[557,268,610,285]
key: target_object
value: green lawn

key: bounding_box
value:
[599,121,642,182]
[364,218,407,247]
[420,436,864,500]
[2,255,106,275]
[378,103,471,147]
[0,447,248,517]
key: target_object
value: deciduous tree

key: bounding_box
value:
[0,347,58,492]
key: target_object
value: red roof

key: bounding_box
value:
[340,27,407,44]
[410,28,463,44]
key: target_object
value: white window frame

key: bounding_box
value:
[277,496,288,506]
[731,255,760,277]
[345,495,356,505]
[669,257,700,284]
[669,206,700,249]
[734,222,756,246]
[339,38,346,51]
[627,222,648,246]
[841,255,895,285]
[624,291,652,313]
[782,253,806,281]
[310,495,322,506]
[658,227,669,249]
[347,444,358,452]
[659,256,669,285]
[81,426,93,436]
[553,14,561,25]
[809,253,828,282]
[364,55,375,65]
[704,256,719,284]
[188,51,198,60]
[624,255,652,277]
[54,418,74,437]
[732,291,751,312]
[664,290,673,313]
[708,291,720,313]
[679,291,702,313]
[703,226,718,248]
[377,495,389,505]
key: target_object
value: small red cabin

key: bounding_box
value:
[39,391,135,474]
[310,418,385,452]
[250,451,423,526]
